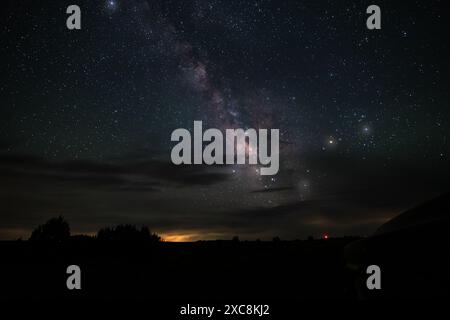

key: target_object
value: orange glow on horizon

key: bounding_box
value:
[161,231,231,242]
[162,233,200,242]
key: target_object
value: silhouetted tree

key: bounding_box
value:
[97,224,160,242]
[232,236,240,242]
[29,216,70,241]
[272,236,281,242]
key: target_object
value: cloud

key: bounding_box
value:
[251,186,294,193]
[0,153,231,189]
[1,151,449,241]
[0,152,233,239]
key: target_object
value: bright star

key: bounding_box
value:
[361,124,372,135]
[106,0,117,11]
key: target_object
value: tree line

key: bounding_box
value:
[29,216,161,242]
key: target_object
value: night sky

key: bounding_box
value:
[1,0,449,241]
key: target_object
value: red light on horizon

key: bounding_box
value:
[323,234,329,239]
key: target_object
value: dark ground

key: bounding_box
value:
[1,232,449,303]
[0,238,358,300]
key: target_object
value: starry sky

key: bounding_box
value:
[0,0,449,241]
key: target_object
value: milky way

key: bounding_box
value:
[0,0,449,240]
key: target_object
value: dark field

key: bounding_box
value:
[0,238,358,300]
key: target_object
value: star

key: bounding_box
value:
[106,0,118,11]
[362,125,371,135]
